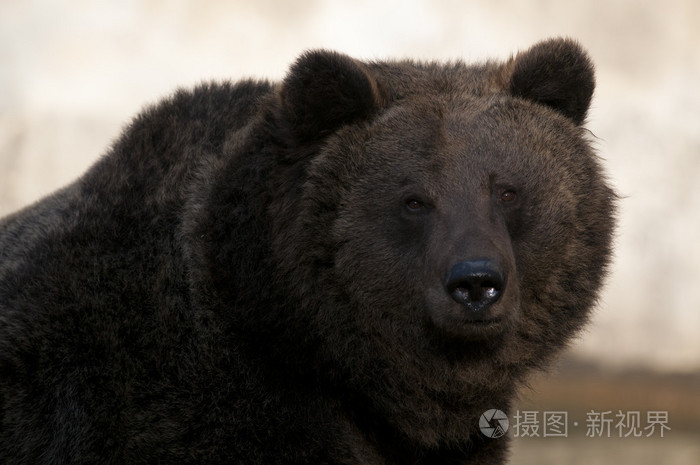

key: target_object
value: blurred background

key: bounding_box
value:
[1,0,698,462]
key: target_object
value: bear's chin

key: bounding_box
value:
[352,330,520,449]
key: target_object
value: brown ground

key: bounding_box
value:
[509,356,700,464]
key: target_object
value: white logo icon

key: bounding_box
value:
[480,409,509,438]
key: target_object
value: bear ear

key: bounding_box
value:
[278,50,385,142]
[503,38,595,125]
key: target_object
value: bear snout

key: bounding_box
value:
[424,256,520,339]
[446,259,504,313]
[445,259,505,320]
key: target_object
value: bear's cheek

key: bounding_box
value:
[332,239,424,312]
[329,215,432,326]
[508,198,583,336]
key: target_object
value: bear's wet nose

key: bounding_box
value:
[446,260,505,316]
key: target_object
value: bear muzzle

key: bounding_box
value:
[424,257,518,339]
[445,259,505,318]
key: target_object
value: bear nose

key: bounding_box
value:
[445,259,505,314]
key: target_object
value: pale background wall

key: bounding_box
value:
[1,0,699,373]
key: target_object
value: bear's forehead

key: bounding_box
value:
[368,96,555,162]
[346,95,577,197]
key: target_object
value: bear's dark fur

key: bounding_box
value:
[0,38,615,464]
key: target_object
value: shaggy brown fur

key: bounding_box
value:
[0,38,615,464]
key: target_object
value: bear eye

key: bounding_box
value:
[500,190,517,203]
[405,199,425,211]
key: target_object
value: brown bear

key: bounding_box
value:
[0,38,615,464]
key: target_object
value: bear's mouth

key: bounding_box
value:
[465,316,504,326]
[456,316,508,338]
[424,292,522,340]
[429,311,512,341]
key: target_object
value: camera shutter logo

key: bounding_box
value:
[480,409,509,438]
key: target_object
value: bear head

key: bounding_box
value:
[197,38,616,449]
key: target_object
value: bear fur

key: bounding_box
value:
[0,38,615,464]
